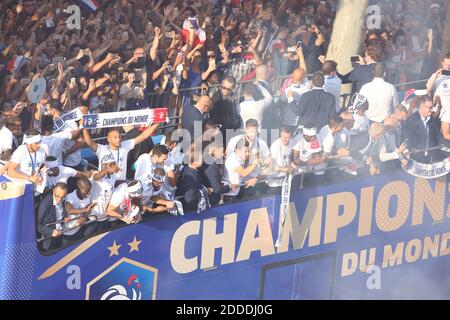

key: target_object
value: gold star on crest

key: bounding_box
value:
[107,241,122,257]
[128,236,142,253]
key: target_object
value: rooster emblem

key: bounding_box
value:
[100,274,142,300]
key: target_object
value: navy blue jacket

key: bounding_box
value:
[403,113,441,163]
[176,166,203,212]
[182,104,205,141]
[298,88,336,130]
[200,161,230,205]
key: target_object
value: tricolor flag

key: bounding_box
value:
[6,55,25,73]
[182,17,206,47]
[76,0,99,12]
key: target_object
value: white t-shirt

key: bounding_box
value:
[432,75,450,114]
[441,109,450,124]
[46,165,77,188]
[90,172,117,221]
[351,113,370,135]
[293,135,326,175]
[109,183,140,220]
[141,180,164,206]
[223,153,245,196]
[226,135,271,158]
[0,126,13,155]
[268,138,294,187]
[134,153,156,183]
[41,131,72,165]
[62,120,81,167]
[65,190,92,235]
[10,144,47,176]
[95,139,136,181]
[318,125,335,154]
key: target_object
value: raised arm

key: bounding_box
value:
[133,123,160,145]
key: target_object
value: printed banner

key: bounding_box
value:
[275,173,293,247]
[402,157,450,179]
[82,108,168,129]
[53,108,83,132]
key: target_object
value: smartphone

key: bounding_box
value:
[45,17,54,28]
[70,77,76,85]
[296,41,302,48]
[122,31,129,41]
[442,70,450,76]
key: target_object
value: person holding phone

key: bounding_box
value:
[426,52,450,117]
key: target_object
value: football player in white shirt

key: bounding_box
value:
[134,144,170,183]
[223,138,260,200]
[89,154,119,231]
[107,180,145,225]
[82,121,160,182]
[7,129,46,185]
[226,119,272,173]
[141,168,176,214]
[64,178,97,244]
[44,156,92,191]
[268,127,298,188]
[40,115,80,165]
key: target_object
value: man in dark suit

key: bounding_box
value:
[403,96,441,163]
[182,95,213,142]
[298,72,336,131]
[200,141,237,205]
[37,183,68,251]
[176,153,210,212]
[338,39,383,101]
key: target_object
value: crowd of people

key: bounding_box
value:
[0,0,449,252]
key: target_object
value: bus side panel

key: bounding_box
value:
[0,180,38,300]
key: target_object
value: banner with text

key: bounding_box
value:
[82,108,168,129]
[402,157,450,179]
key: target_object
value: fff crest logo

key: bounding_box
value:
[85,258,158,300]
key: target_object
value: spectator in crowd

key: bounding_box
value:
[297,72,336,131]
[4,117,22,152]
[403,95,441,163]
[37,182,68,251]
[360,63,398,123]
[237,82,272,130]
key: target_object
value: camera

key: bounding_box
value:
[47,167,59,176]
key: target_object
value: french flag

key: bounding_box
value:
[76,0,99,12]
[6,55,25,73]
[181,17,206,48]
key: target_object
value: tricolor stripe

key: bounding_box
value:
[77,0,99,12]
